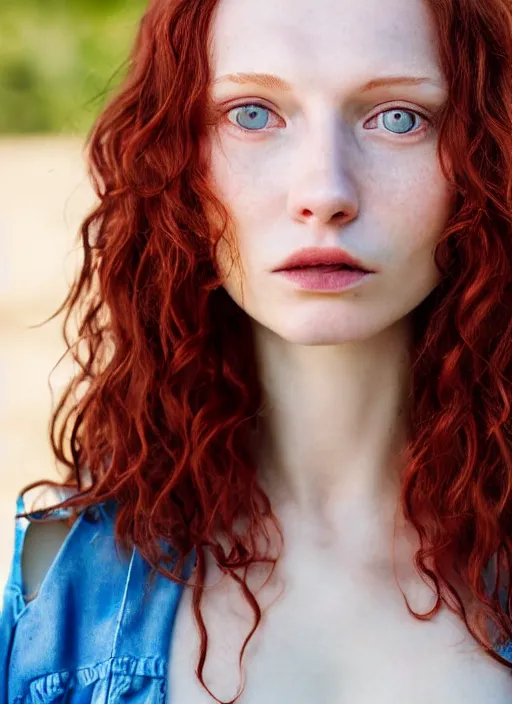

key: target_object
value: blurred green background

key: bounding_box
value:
[0,0,147,135]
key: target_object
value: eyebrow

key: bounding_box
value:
[213,72,443,93]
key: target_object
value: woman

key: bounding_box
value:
[2,0,512,701]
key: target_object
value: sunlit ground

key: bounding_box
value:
[0,135,96,594]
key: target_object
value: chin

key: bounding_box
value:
[280,331,376,346]
[255,316,382,347]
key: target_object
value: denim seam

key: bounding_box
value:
[103,546,137,701]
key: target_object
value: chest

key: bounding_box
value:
[167,557,512,704]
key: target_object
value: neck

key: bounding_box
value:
[251,318,413,547]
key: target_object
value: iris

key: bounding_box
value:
[229,104,420,135]
[382,109,417,134]
[233,104,270,130]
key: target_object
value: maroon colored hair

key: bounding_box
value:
[19,0,512,700]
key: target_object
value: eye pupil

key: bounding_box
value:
[227,104,422,136]
[382,109,416,134]
[233,104,270,130]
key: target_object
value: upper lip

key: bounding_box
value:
[273,247,376,273]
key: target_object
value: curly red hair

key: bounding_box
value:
[18,0,512,700]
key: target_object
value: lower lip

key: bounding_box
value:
[275,265,372,291]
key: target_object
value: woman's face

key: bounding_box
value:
[207,0,454,345]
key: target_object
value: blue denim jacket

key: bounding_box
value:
[0,494,197,703]
[2,493,512,702]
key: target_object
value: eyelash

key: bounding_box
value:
[223,101,431,138]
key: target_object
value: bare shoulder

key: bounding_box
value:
[19,485,74,601]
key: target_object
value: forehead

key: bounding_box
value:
[209,0,444,88]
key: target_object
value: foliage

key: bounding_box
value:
[0,0,146,134]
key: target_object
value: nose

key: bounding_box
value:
[287,119,359,230]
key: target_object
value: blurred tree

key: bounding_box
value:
[0,0,147,134]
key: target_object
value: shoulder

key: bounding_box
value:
[3,485,124,609]
[1,487,190,703]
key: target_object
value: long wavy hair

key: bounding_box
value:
[18,0,512,700]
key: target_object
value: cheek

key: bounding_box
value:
[366,155,455,252]
[209,152,280,279]
[209,132,288,206]
[211,157,280,222]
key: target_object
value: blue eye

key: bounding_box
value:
[228,104,271,131]
[380,109,420,134]
[225,102,426,136]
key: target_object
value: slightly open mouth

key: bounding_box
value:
[286,264,363,271]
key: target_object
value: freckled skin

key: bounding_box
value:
[208,0,455,347]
